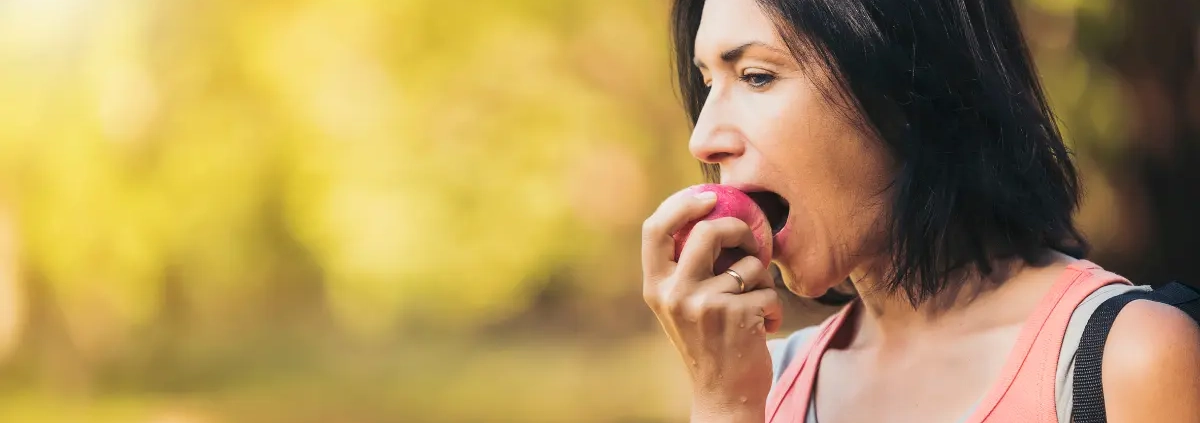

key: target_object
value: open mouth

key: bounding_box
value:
[746,191,790,235]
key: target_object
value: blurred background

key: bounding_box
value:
[0,0,1196,422]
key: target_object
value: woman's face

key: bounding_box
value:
[689,0,895,296]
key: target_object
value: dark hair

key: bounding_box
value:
[671,0,1088,304]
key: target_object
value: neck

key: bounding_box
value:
[845,249,1075,348]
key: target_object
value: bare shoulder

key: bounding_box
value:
[1102,299,1200,422]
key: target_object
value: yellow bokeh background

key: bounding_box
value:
[0,0,1190,421]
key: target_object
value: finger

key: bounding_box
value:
[641,189,718,279]
[693,255,770,295]
[732,287,784,335]
[677,217,759,279]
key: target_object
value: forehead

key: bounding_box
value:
[694,0,783,51]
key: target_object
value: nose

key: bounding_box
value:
[688,98,746,167]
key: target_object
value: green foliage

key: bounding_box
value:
[0,0,1141,421]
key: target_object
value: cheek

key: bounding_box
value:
[774,82,888,204]
[732,87,794,143]
[765,84,850,199]
[768,82,894,281]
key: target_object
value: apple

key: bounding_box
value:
[671,184,773,274]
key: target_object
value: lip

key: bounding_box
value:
[771,219,791,260]
[724,183,772,194]
[723,183,791,259]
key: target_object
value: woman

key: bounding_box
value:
[639,0,1200,422]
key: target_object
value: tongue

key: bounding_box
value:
[671,184,774,274]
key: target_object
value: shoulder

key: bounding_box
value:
[1102,299,1200,421]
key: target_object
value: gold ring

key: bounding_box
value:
[725,269,746,293]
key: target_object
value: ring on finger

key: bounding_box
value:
[724,268,746,293]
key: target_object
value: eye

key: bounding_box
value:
[739,71,776,89]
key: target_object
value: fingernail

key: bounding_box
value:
[694,192,717,202]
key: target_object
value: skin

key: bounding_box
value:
[640,0,1200,422]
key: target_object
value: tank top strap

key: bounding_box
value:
[968,260,1131,422]
[765,301,857,423]
[764,260,1130,423]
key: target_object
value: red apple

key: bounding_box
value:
[671,184,773,274]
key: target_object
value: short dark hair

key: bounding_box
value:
[671,0,1088,304]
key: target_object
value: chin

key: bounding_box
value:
[772,258,844,298]
[771,218,842,298]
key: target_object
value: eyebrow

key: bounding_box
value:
[692,41,790,69]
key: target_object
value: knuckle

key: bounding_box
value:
[684,293,728,320]
[754,290,782,313]
[643,218,662,237]
[742,257,765,274]
[720,216,748,230]
[640,217,663,239]
[662,290,687,314]
[765,287,781,303]
[691,220,716,239]
[641,285,661,308]
[682,296,706,320]
[726,300,752,317]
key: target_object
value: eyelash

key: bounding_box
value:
[701,71,777,89]
[739,72,776,88]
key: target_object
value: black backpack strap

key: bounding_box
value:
[1071,282,1200,423]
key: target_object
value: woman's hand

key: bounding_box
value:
[641,189,784,422]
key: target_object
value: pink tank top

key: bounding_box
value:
[765,260,1130,423]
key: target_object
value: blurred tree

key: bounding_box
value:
[0,0,1194,421]
[1092,0,1200,288]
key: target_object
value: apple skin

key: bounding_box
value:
[671,184,773,274]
